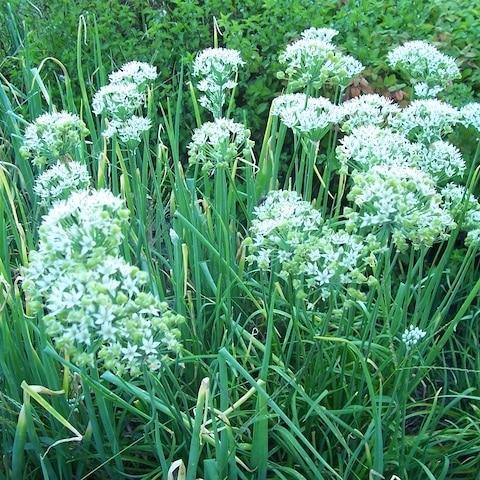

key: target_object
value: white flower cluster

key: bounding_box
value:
[336,126,420,173]
[401,325,426,349]
[246,190,374,302]
[387,41,460,98]
[34,161,91,206]
[271,93,340,140]
[278,29,363,90]
[108,61,158,87]
[93,61,157,144]
[104,116,152,144]
[187,118,253,173]
[442,183,480,246]
[193,48,245,117]
[416,141,465,181]
[388,99,461,143]
[248,191,323,257]
[346,165,455,251]
[20,111,89,167]
[93,83,145,118]
[337,126,464,181]
[337,94,400,133]
[301,27,339,43]
[461,103,480,132]
[22,190,182,377]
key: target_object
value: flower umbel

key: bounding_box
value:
[301,27,339,43]
[20,111,89,167]
[442,183,480,246]
[34,161,91,206]
[193,48,244,117]
[461,103,480,132]
[278,37,363,91]
[93,61,156,144]
[108,61,157,87]
[272,93,340,141]
[387,41,460,98]
[22,190,183,377]
[346,165,455,250]
[246,190,374,303]
[187,118,253,174]
[388,99,461,143]
[401,325,427,349]
[336,126,421,174]
[337,94,400,133]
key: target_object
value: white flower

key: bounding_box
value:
[337,94,400,133]
[193,48,244,117]
[34,161,91,205]
[22,189,183,377]
[141,337,161,356]
[417,140,465,181]
[122,344,141,364]
[272,93,340,139]
[460,103,480,131]
[193,48,244,77]
[347,165,455,250]
[20,111,89,167]
[387,41,460,98]
[278,38,363,90]
[301,27,339,43]
[92,82,145,119]
[249,191,323,245]
[388,99,461,143]
[401,325,426,349]
[246,190,373,302]
[104,116,152,143]
[187,118,253,173]
[336,126,421,173]
[413,82,444,99]
[93,61,156,145]
[108,61,157,87]
[442,183,480,246]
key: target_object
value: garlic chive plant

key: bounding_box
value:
[22,190,183,376]
[34,160,91,206]
[246,190,376,306]
[336,125,421,174]
[442,183,480,246]
[346,165,455,251]
[387,40,460,98]
[271,93,340,140]
[461,102,480,131]
[187,118,253,174]
[20,111,89,166]
[93,61,157,144]
[278,28,363,92]
[300,27,339,42]
[193,47,244,118]
[337,126,465,182]
[4,22,480,480]
[401,325,427,349]
[388,98,461,143]
[271,93,341,200]
[337,94,400,133]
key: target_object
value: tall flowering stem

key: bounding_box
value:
[193,48,244,119]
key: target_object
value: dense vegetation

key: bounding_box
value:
[1,0,479,133]
[1,2,480,480]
